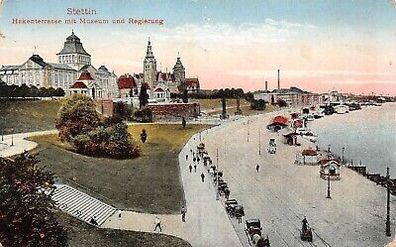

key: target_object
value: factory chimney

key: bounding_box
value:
[265,80,268,91]
[277,69,280,90]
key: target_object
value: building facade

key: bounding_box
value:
[116,39,200,104]
[0,31,118,99]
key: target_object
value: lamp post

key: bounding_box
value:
[327,144,331,159]
[386,167,391,237]
[326,171,331,199]
[215,149,220,200]
[10,128,14,147]
[342,147,345,164]
[326,144,331,199]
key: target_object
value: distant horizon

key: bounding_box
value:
[1,1,396,95]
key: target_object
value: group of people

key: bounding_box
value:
[186,147,206,183]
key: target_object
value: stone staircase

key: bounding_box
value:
[51,184,117,226]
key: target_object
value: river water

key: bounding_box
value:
[310,102,396,177]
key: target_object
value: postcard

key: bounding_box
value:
[0,1,395,247]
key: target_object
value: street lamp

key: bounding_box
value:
[216,150,220,200]
[341,147,345,164]
[10,128,14,147]
[386,167,391,237]
[326,172,331,199]
[327,144,331,159]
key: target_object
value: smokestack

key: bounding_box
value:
[265,80,268,91]
[277,69,280,90]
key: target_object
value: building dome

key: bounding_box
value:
[57,30,90,56]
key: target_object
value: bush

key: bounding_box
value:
[134,108,153,122]
[277,99,288,107]
[56,94,140,159]
[72,122,140,159]
[250,99,266,110]
[56,94,100,141]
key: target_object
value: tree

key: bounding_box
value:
[113,102,132,120]
[15,84,29,98]
[139,84,149,108]
[182,89,188,103]
[29,85,40,97]
[56,94,100,141]
[277,99,288,107]
[0,152,67,247]
[250,99,266,110]
[54,88,65,97]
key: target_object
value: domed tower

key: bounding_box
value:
[143,38,157,88]
[57,30,91,71]
[173,54,185,88]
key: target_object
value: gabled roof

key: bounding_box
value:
[70,81,88,89]
[302,149,318,156]
[154,87,165,92]
[29,54,47,67]
[272,115,288,125]
[78,70,94,80]
[57,31,91,56]
[117,74,137,89]
[185,78,199,88]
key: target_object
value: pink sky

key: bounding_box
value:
[1,22,396,95]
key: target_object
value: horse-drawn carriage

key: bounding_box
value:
[268,139,276,154]
[245,219,270,247]
[197,143,205,156]
[300,217,313,242]
[225,199,245,219]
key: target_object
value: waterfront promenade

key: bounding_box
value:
[201,111,395,246]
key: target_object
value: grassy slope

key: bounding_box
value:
[0,100,60,134]
[30,124,211,214]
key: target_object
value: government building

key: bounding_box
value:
[0,31,118,99]
[116,39,200,105]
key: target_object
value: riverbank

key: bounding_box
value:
[199,110,395,246]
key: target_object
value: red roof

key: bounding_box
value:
[70,81,88,89]
[154,88,165,92]
[117,74,137,89]
[185,78,200,88]
[302,149,318,156]
[78,70,94,81]
[272,115,288,125]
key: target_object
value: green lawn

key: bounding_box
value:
[29,124,211,214]
[57,212,191,247]
[0,100,60,134]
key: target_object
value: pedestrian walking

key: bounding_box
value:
[256,164,260,172]
[194,164,197,172]
[118,210,122,218]
[153,216,162,232]
[193,157,196,163]
[186,154,188,160]
[201,172,205,182]
[181,206,186,222]
[189,164,192,173]
[197,157,200,163]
